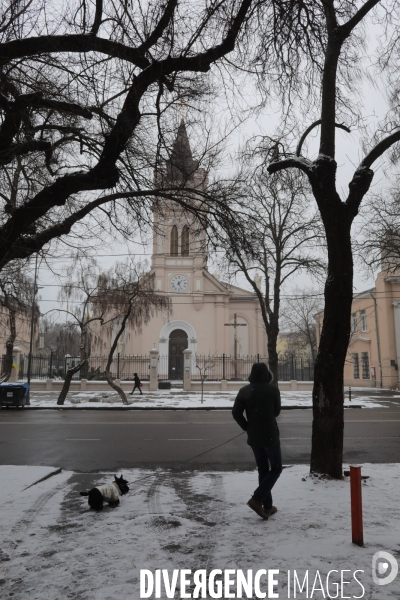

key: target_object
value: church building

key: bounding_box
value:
[99,120,267,379]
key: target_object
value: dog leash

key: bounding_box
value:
[125,431,246,488]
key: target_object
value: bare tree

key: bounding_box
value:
[95,261,170,404]
[196,356,216,404]
[0,261,34,382]
[40,317,81,357]
[0,0,254,271]
[254,1,400,478]
[217,169,324,383]
[281,287,323,363]
[46,258,106,405]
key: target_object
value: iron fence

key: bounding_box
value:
[1,352,314,382]
[84,355,150,381]
[12,353,150,381]
[158,355,169,380]
[19,353,67,380]
[192,355,268,381]
[277,355,314,381]
[192,354,314,381]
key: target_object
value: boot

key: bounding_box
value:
[264,506,278,517]
[247,497,268,520]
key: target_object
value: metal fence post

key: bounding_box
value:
[222,353,225,380]
[117,352,120,380]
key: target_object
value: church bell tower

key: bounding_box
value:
[151,119,209,298]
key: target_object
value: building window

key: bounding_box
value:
[181,225,189,256]
[170,225,178,256]
[359,309,367,332]
[352,353,360,379]
[351,313,357,333]
[361,352,369,379]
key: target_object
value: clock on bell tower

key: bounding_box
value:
[151,118,208,298]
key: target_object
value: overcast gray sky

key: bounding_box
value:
[35,35,394,321]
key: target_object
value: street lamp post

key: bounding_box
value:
[26,255,39,394]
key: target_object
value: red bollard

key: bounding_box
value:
[350,465,364,546]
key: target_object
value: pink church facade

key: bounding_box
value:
[93,120,268,378]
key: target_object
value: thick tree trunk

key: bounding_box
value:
[105,370,128,404]
[57,360,86,405]
[267,328,279,386]
[57,326,89,405]
[310,187,353,478]
[104,308,132,405]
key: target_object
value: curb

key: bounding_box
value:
[10,404,364,411]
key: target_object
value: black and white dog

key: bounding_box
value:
[80,475,129,510]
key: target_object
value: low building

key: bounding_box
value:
[315,270,400,389]
[0,303,38,357]
[277,331,314,359]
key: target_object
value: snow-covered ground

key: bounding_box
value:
[1,464,399,599]
[26,389,387,409]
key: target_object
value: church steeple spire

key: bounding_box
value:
[165,118,198,181]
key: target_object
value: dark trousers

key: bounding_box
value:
[251,443,283,509]
[131,384,142,395]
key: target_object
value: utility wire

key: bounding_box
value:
[38,293,400,303]
[25,246,328,260]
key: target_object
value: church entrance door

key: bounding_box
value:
[168,329,188,380]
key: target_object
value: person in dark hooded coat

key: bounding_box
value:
[232,362,282,520]
[130,373,143,395]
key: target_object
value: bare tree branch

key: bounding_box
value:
[359,129,400,170]
[296,120,351,157]
[340,0,381,38]
[0,0,254,271]
[0,35,150,69]
[267,156,313,175]
[90,0,103,36]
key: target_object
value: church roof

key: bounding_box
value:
[165,119,199,181]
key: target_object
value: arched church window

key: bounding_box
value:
[181,225,190,256]
[170,225,178,256]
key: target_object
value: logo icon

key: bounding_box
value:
[372,551,398,586]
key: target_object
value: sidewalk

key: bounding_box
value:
[0,464,398,599]
[24,389,386,409]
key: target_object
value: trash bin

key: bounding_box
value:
[0,382,30,408]
[158,381,171,390]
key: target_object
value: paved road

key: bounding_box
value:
[0,407,399,471]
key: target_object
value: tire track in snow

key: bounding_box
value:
[2,479,72,599]
[8,480,69,538]
[168,472,226,572]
